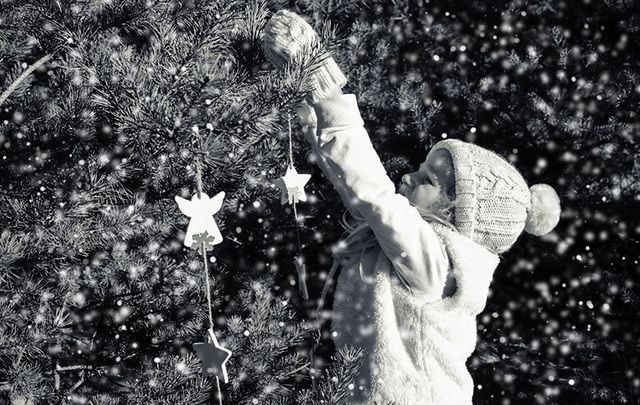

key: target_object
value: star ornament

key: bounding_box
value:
[273,164,311,205]
[193,328,232,383]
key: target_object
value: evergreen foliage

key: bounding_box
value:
[1,0,639,404]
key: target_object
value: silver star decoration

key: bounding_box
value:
[273,165,311,205]
[193,328,232,383]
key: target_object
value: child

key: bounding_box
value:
[263,10,561,405]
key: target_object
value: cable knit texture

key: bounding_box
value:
[262,10,347,103]
[424,140,561,253]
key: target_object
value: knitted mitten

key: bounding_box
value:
[262,10,346,103]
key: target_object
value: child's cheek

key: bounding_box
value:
[412,185,440,209]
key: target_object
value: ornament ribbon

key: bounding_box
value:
[274,114,311,300]
[176,125,232,405]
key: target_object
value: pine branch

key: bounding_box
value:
[0,52,53,106]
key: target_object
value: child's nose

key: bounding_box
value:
[402,173,414,187]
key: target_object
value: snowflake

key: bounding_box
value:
[191,231,216,253]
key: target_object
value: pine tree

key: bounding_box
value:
[0,1,359,403]
[2,0,639,404]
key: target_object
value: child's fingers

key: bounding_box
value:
[296,102,317,145]
[296,101,317,128]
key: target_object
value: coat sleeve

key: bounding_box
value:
[297,102,364,221]
[307,94,450,297]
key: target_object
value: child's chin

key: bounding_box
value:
[405,196,417,207]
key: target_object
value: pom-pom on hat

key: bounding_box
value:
[424,139,561,254]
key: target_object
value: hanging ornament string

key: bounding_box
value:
[288,113,315,390]
[287,113,294,169]
[273,114,312,301]
[272,113,315,390]
[195,137,204,200]
[200,232,223,405]
[288,114,305,266]
[194,126,215,336]
[183,125,231,405]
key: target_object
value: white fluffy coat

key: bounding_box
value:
[300,94,500,404]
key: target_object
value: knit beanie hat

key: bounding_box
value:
[425,139,561,254]
[262,10,347,103]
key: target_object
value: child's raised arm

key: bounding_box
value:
[261,10,449,298]
[297,101,364,221]
[307,93,450,298]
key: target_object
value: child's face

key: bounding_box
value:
[399,149,456,212]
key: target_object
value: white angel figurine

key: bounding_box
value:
[175,191,225,250]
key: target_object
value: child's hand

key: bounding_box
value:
[262,10,319,70]
[262,10,346,103]
[297,101,317,129]
[297,101,317,146]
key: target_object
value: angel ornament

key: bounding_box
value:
[175,191,225,251]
